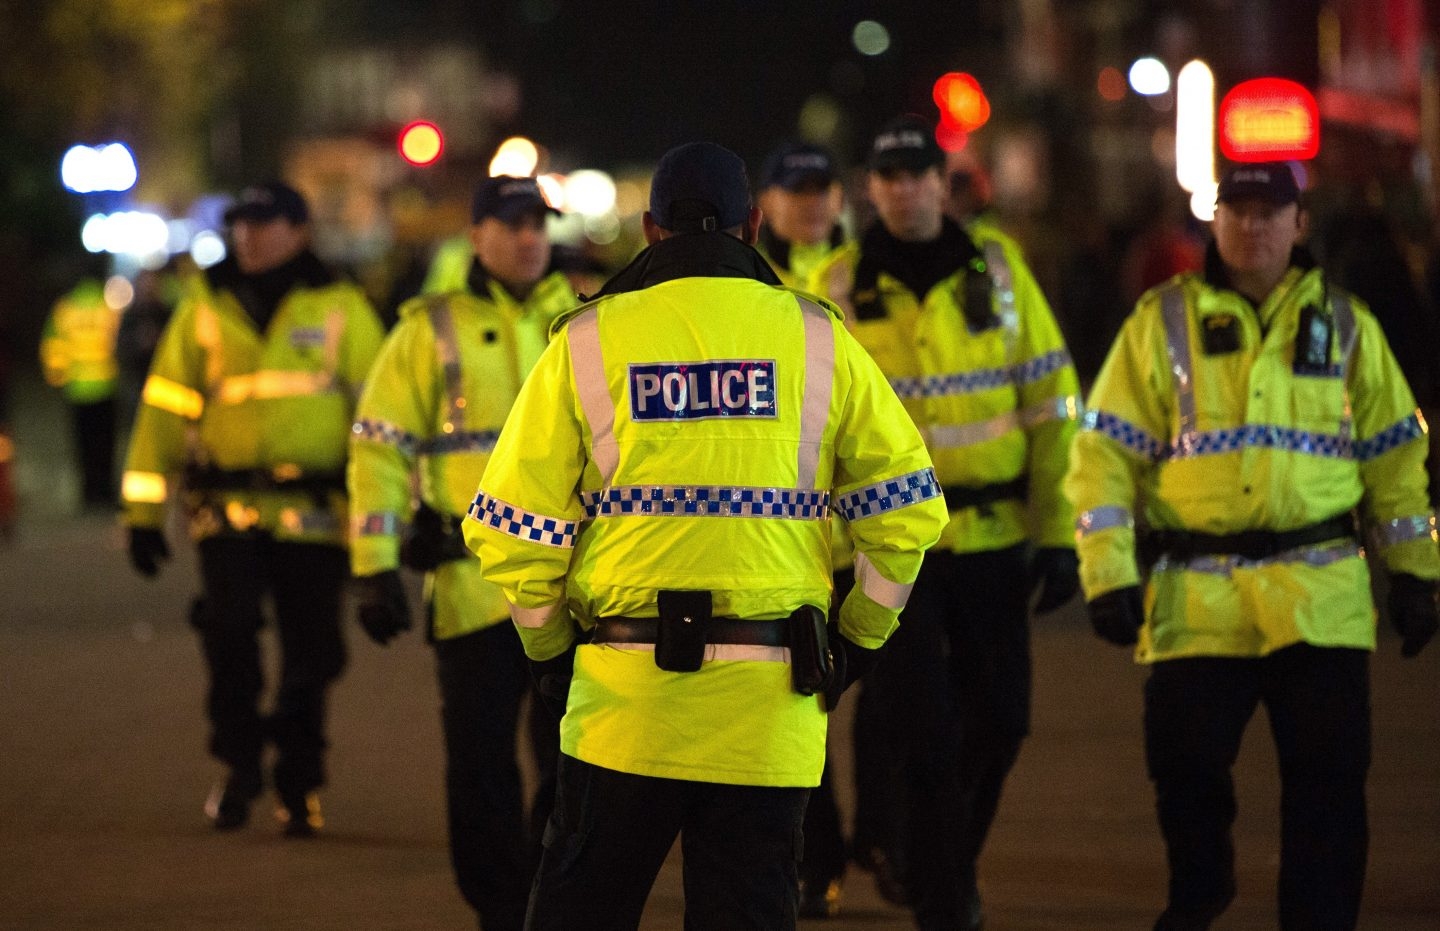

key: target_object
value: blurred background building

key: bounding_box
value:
[1,0,1437,401]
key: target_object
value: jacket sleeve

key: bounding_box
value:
[347,308,435,576]
[1064,297,1172,599]
[1347,305,1440,580]
[463,330,587,661]
[1005,240,1082,548]
[338,288,386,395]
[830,324,949,648]
[121,300,207,529]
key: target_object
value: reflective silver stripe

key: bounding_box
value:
[854,551,913,610]
[796,297,834,491]
[592,641,789,663]
[417,429,499,455]
[568,310,619,484]
[323,309,344,375]
[278,507,341,535]
[351,512,402,536]
[1152,540,1362,576]
[467,491,578,548]
[1331,292,1356,443]
[926,396,1081,451]
[509,601,560,629]
[981,240,1019,340]
[428,299,466,434]
[1076,506,1133,537]
[1377,513,1439,547]
[1159,284,1196,453]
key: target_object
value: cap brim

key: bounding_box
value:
[1216,184,1298,206]
[870,151,942,172]
[771,169,835,191]
[480,197,560,223]
[223,204,282,225]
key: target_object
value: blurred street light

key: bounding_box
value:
[1128,58,1171,96]
[489,136,540,177]
[61,143,138,194]
[398,120,444,167]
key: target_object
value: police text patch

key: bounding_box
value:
[629,360,777,421]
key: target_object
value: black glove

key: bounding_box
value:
[823,623,881,711]
[1030,547,1080,614]
[1086,586,1144,646]
[352,570,412,646]
[1388,573,1439,658]
[128,527,171,578]
[530,644,578,721]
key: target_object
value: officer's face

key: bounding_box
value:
[868,166,946,242]
[231,217,309,275]
[1213,198,1303,281]
[759,180,842,247]
[473,211,552,297]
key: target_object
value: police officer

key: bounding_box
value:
[41,272,121,509]
[756,139,852,919]
[812,115,1082,931]
[1066,162,1440,931]
[348,175,569,929]
[122,181,384,836]
[464,142,950,931]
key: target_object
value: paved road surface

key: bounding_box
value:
[2,373,1436,930]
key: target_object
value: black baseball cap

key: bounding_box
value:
[472,175,559,223]
[1216,162,1301,206]
[868,115,945,173]
[223,181,309,225]
[760,141,837,191]
[649,141,752,234]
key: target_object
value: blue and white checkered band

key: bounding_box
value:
[289,326,326,349]
[352,418,417,455]
[467,492,577,549]
[835,468,943,523]
[1164,424,1355,461]
[1081,409,1164,460]
[890,349,1072,400]
[1355,412,1427,461]
[629,360,777,422]
[417,430,500,455]
[580,485,830,520]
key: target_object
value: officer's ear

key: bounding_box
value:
[741,207,763,246]
[642,211,665,245]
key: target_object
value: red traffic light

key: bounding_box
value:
[398,121,444,167]
[933,72,991,133]
[1218,78,1319,162]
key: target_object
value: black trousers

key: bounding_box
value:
[526,754,809,931]
[194,534,347,795]
[1145,645,1371,931]
[70,397,115,506]
[866,545,1032,930]
[434,623,560,931]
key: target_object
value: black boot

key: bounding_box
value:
[275,788,323,838]
[204,770,262,831]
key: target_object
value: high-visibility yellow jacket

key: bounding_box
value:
[122,256,384,545]
[41,279,120,404]
[1065,258,1440,662]
[348,269,576,640]
[464,234,949,787]
[811,220,1081,554]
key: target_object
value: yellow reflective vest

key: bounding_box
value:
[41,279,120,404]
[348,269,576,640]
[464,234,949,787]
[122,258,384,545]
[811,220,1081,554]
[1065,260,1440,662]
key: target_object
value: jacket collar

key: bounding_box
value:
[590,232,781,299]
[1202,240,1316,297]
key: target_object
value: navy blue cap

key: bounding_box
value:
[223,181,309,225]
[472,175,559,223]
[649,142,752,233]
[760,142,837,191]
[1216,162,1301,206]
[868,115,945,173]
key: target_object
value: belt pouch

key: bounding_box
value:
[788,605,832,695]
[654,590,712,672]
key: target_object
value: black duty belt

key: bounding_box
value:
[185,465,346,496]
[941,475,1028,511]
[1144,513,1358,564]
[591,616,789,648]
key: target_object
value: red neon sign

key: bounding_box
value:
[1219,78,1319,162]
